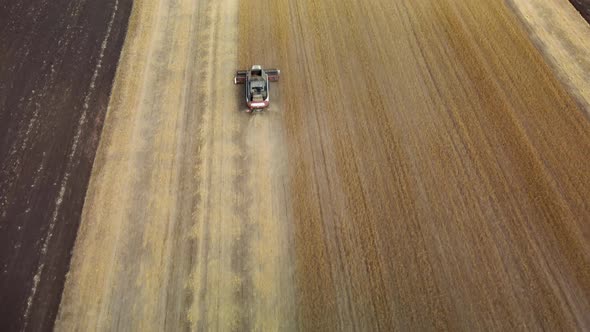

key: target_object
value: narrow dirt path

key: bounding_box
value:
[509,0,590,113]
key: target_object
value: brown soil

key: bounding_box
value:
[570,0,590,22]
[0,0,132,330]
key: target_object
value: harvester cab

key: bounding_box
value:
[234,65,280,111]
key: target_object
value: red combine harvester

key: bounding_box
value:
[234,65,280,112]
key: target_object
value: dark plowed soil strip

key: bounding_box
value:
[570,0,590,22]
[0,0,133,330]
